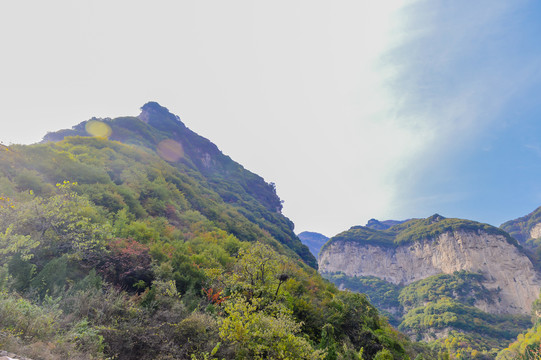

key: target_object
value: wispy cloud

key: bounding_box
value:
[373,0,541,220]
[1,1,540,235]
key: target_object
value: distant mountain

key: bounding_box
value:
[319,214,539,357]
[297,231,329,259]
[501,205,541,244]
[365,218,408,230]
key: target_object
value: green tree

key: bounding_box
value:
[222,242,292,307]
[0,181,110,263]
[214,242,325,359]
[219,296,325,359]
[374,348,393,360]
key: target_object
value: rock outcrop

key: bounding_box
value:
[530,223,541,240]
[319,228,541,314]
[0,350,32,360]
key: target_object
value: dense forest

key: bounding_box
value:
[0,104,432,359]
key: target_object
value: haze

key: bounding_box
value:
[2,1,541,237]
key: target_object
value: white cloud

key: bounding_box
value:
[1,1,540,236]
[376,0,541,221]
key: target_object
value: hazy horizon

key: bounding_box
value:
[2,1,541,237]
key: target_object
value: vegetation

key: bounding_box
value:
[501,207,541,270]
[43,102,316,268]
[325,271,532,359]
[401,298,530,341]
[497,293,541,359]
[323,226,396,249]
[501,206,541,244]
[322,214,518,253]
[398,271,495,311]
[0,108,429,359]
[365,219,408,231]
[391,215,517,246]
[323,273,402,326]
[298,231,329,259]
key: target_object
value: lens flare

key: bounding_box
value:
[85,120,112,138]
[157,139,184,162]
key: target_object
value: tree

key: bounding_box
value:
[0,181,111,263]
[213,242,325,359]
[219,296,325,359]
[220,242,292,307]
[0,181,111,294]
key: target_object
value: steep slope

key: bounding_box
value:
[501,207,541,271]
[297,231,328,259]
[320,215,541,358]
[320,215,539,314]
[42,102,315,268]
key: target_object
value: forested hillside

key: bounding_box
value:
[501,206,541,270]
[43,101,315,268]
[0,104,428,359]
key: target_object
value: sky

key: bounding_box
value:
[2,1,541,237]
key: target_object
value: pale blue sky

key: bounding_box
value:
[1,1,541,236]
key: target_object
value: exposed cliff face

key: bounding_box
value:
[319,230,540,314]
[530,223,541,239]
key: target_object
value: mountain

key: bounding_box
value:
[297,231,328,259]
[365,218,408,230]
[501,206,541,265]
[497,291,541,359]
[501,206,541,244]
[319,214,540,358]
[42,102,315,268]
[0,103,427,360]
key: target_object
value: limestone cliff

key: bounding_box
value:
[531,223,541,240]
[319,222,541,314]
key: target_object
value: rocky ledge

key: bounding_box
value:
[0,350,32,360]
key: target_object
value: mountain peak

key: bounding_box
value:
[427,213,445,224]
[138,101,186,131]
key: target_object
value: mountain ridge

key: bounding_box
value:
[42,102,316,268]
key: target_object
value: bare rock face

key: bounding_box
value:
[319,230,541,314]
[0,350,32,360]
[530,222,541,240]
